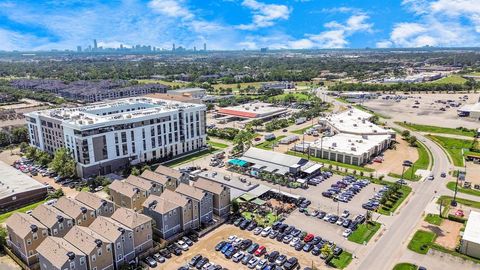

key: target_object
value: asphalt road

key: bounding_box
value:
[353,121,452,270]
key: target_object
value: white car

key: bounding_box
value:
[228,235,237,242]
[427,175,434,180]
[260,227,272,237]
[233,238,243,246]
[323,213,332,221]
[202,263,211,270]
[289,237,300,247]
[253,227,263,235]
[343,229,352,238]
[177,240,189,251]
[341,210,350,218]
[256,259,267,269]
[336,218,344,226]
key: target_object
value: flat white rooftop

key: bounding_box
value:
[321,108,394,135]
[26,97,204,128]
[463,211,480,244]
[217,102,287,118]
[310,133,391,156]
[0,161,46,199]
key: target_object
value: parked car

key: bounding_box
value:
[189,254,202,266]
[254,246,266,257]
[144,257,157,268]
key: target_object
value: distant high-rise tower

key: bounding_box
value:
[172,43,176,51]
[93,39,98,50]
[203,43,207,51]
[194,46,197,52]
[120,44,123,50]
[76,46,82,52]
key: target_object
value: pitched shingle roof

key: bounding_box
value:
[192,178,225,195]
[31,204,70,228]
[125,175,154,191]
[159,189,189,207]
[89,216,130,242]
[37,237,85,269]
[140,170,169,186]
[5,212,47,238]
[75,192,111,210]
[64,226,109,254]
[109,180,141,197]
[53,197,94,220]
[175,183,207,201]
[143,195,179,214]
[155,165,182,180]
[110,208,151,229]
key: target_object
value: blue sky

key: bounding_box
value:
[0,0,479,51]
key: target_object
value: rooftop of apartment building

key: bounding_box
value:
[25,97,205,128]
[53,197,94,219]
[5,212,47,238]
[37,237,85,268]
[124,175,155,191]
[140,170,170,186]
[64,226,110,254]
[110,207,151,229]
[89,216,131,242]
[175,183,207,201]
[75,191,111,210]
[31,204,70,228]
[192,178,226,195]
[143,195,179,214]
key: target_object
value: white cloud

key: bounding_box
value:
[237,0,291,30]
[381,0,480,48]
[148,0,192,19]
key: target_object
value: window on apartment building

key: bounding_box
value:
[79,257,85,265]
[117,242,121,249]
[70,261,75,269]
[122,144,128,155]
[129,233,133,239]
[67,220,72,227]
[26,239,31,245]
[91,255,96,262]
[116,145,120,157]
[33,233,38,240]
[118,254,123,260]
[147,234,151,240]
[28,250,34,256]
[115,133,118,144]
[106,244,111,253]
[97,248,102,256]
[121,132,127,143]
[53,229,58,235]
[42,230,47,236]
[83,214,87,221]
[77,219,81,225]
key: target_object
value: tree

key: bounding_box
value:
[36,151,53,166]
[233,130,255,153]
[11,126,28,144]
[321,244,333,259]
[141,164,151,173]
[47,188,64,199]
[250,119,264,131]
[401,130,410,138]
[0,227,6,253]
[407,136,418,147]
[25,146,38,160]
[19,142,29,153]
[131,167,140,176]
[231,199,240,214]
[49,148,76,177]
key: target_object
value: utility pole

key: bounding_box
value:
[452,169,460,206]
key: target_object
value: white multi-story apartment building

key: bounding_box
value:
[25,97,207,177]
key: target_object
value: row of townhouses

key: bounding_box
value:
[5,166,230,270]
[6,192,153,270]
[109,165,231,240]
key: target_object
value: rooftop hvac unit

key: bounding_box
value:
[332,142,337,147]
[359,140,363,143]
[351,147,356,151]
[339,120,343,123]
[353,124,357,127]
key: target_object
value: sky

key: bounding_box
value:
[0,0,479,51]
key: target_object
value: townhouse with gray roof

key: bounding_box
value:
[140,169,178,192]
[159,189,197,231]
[154,165,188,186]
[142,195,182,239]
[64,226,114,270]
[124,175,162,196]
[110,208,153,255]
[31,204,74,237]
[53,197,97,227]
[193,178,231,217]
[175,183,213,225]
[5,213,49,265]
[108,180,146,212]
[37,236,87,270]
[75,192,115,217]
[89,216,135,269]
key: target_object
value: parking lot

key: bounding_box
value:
[158,224,332,269]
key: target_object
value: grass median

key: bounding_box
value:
[396,122,476,137]
[377,185,412,215]
[348,221,381,244]
[437,195,480,209]
[393,263,418,270]
[407,230,436,254]
[446,182,480,197]
[328,251,353,269]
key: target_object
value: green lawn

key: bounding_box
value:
[437,195,480,209]
[286,151,375,172]
[329,251,353,269]
[407,230,436,254]
[377,185,412,215]
[242,211,279,226]
[291,125,314,135]
[136,79,189,88]
[0,199,48,224]
[429,75,467,84]
[348,221,381,244]
[396,122,476,137]
[207,141,229,149]
[393,263,418,270]
[163,148,220,167]
[446,182,480,197]
[388,141,430,181]
[255,135,286,150]
[427,135,474,166]
[268,92,312,102]
[424,214,443,225]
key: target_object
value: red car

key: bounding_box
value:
[455,210,464,217]
[254,246,266,257]
[304,233,314,242]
